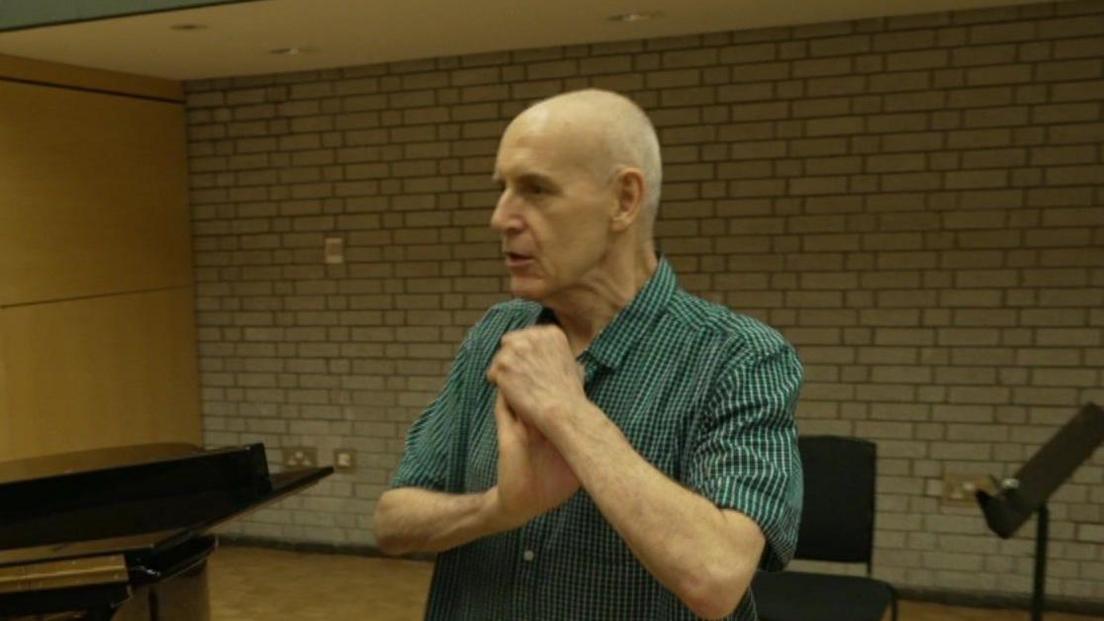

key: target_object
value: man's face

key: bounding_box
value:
[490,114,615,304]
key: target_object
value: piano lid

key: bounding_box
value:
[0,444,331,566]
[0,444,214,487]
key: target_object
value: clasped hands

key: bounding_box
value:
[485,325,589,530]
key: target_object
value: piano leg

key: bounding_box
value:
[149,562,209,621]
[112,561,209,621]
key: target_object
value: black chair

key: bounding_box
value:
[752,435,898,621]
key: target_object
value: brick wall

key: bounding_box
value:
[185,0,1104,603]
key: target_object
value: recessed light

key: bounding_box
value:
[170,23,207,31]
[608,11,660,23]
[269,46,318,56]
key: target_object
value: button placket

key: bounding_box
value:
[514,524,540,620]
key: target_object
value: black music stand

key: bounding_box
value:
[974,402,1104,621]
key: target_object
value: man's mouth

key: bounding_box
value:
[504,252,533,267]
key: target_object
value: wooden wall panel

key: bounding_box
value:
[0,53,182,101]
[0,289,201,461]
[0,80,191,307]
[0,338,8,460]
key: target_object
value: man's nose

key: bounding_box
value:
[490,192,519,234]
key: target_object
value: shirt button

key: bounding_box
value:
[523,549,535,562]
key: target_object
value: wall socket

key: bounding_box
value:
[323,237,344,264]
[942,473,994,505]
[283,446,317,468]
[333,449,356,472]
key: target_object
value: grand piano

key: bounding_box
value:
[0,443,332,620]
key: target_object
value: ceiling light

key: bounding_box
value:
[170,23,207,31]
[608,11,659,23]
[269,46,318,56]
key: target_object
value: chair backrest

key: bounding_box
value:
[793,435,877,568]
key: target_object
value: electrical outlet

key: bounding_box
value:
[323,237,344,264]
[333,449,356,472]
[942,473,993,505]
[283,446,317,468]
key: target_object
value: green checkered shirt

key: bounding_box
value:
[392,258,804,620]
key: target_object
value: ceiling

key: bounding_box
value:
[0,0,1049,81]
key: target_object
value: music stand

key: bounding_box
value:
[974,402,1104,621]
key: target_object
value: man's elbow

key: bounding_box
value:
[375,535,408,557]
[373,528,408,557]
[372,494,410,556]
[678,566,749,620]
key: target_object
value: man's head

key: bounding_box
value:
[490,89,662,304]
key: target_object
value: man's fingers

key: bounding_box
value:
[494,392,525,444]
[496,392,516,420]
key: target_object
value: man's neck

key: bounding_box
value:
[547,249,658,357]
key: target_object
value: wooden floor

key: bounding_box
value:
[208,545,1104,621]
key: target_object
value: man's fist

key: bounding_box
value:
[486,325,587,433]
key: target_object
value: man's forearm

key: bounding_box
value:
[547,403,763,620]
[373,487,506,555]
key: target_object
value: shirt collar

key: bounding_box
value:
[535,256,677,370]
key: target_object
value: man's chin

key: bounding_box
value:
[508,278,546,302]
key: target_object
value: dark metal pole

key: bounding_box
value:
[1032,504,1048,621]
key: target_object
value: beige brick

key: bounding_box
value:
[1038,15,1104,38]
[804,116,864,136]
[712,83,773,105]
[579,55,633,75]
[718,43,776,65]
[1032,368,1097,387]
[946,128,1013,149]
[873,328,935,346]
[965,64,1034,86]
[456,84,507,103]
[857,421,915,439]
[944,170,1009,190]
[809,35,872,57]
[525,59,578,79]
[793,57,853,78]
[873,29,938,51]
[1044,165,1104,187]
[787,137,847,157]
[855,383,916,402]
[878,172,941,191]
[729,101,790,121]
[662,48,719,68]
[791,96,850,118]
[860,306,927,326]
[962,106,1028,128]
[969,22,1038,44]
[951,44,1018,67]
[1026,228,1095,250]
[868,71,932,94]
[1014,386,1080,405]
[1055,36,1104,59]
[644,69,702,89]
[1037,59,1104,82]
[787,176,847,195]
[887,49,950,71]
[1034,103,1101,126]
[866,153,929,173]
[884,90,947,111]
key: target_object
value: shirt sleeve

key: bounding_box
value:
[684,344,804,571]
[389,336,475,493]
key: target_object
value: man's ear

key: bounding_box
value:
[610,168,646,233]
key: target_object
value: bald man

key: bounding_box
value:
[374,89,804,620]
